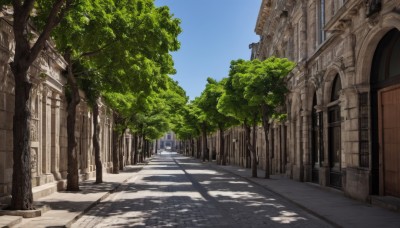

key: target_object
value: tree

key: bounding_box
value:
[191,97,215,162]
[197,78,238,165]
[218,60,260,177]
[241,57,295,178]
[0,0,73,210]
[49,0,181,187]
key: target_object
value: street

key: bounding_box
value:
[72,152,331,228]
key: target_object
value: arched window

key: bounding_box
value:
[371,29,400,88]
[311,93,322,183]
[328,74,342,188]
[331,75,342,101]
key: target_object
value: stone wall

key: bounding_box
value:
[203,0,400,202]
[253,0,400,201]
[0,11,133,202]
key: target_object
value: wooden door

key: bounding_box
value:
[379,85,400,197]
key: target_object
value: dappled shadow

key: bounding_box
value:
[72,153,331,227]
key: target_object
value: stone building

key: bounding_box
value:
[252,0,400,201]
[158,131,178,150]
[0,10,131,204]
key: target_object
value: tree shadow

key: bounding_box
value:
[70,154,331,227]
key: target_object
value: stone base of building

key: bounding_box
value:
[292,165,304,182]
[319,167,329,187]
[344,167,371,202]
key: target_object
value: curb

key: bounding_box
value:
[66,158,152,228]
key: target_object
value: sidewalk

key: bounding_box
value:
[0,161,150,228]
[206,161,400,228]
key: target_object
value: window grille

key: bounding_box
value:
[359,92,369,168]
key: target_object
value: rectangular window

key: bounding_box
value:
[359,92,370,168]
[317,0,326,45]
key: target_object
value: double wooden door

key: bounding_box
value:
[379,85,400,197]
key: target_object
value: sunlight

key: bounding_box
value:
[140,170,185,175]
[208,190,258,199]
[270,210,307,224]
[186,170,220,175]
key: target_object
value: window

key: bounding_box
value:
[328,75,342,188]
[317,0,326,45]
[371,29,400,88]
[333,0,346,15]
[311,94,323,183]
[167,134,171,140]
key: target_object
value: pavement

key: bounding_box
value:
[206,161,400,228]
[0,161,149,228]
[0,153,399,228]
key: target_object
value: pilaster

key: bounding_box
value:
[51,92,61,180]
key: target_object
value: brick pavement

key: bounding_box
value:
[3,152,399,228]
[73,153,331,227]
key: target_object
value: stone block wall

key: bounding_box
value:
[0,12,132,202]
[249,0,400,201]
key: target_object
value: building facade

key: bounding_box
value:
[251,0,400,201]
[158,131,178,151]
[0,10,132,204]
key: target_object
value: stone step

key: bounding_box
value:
[32,182,58,201]
[0,215,22,227]
[370,195,400,213]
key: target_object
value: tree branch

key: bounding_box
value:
[79,42,113,58]
[29,0,73,65]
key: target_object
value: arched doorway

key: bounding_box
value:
[328,75,342,189]
[371,29,400,197]
[311,93,322,183]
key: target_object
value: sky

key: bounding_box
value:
[155,0,261,100]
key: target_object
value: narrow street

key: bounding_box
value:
[73,152,331,228]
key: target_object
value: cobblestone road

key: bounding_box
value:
[72,152,332,228]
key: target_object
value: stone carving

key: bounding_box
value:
[31,148,37,174]
[365,0,381,17]
[0,31,8,48]
[30,90,39,142]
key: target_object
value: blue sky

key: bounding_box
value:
[155,0,261,100]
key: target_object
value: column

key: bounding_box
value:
[41,87,51,174]
[51,92,61,180]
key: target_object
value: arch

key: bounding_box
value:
[356,12,400,85]
[323,65,345,105]
[370,28,400,197]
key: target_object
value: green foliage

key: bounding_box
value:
[36,0,183,139]
[172,103,201,140]
[0,1,11,7]
[241,57,295,117]
[217,59,260,125]
[197,77,238,131]
[217,57,294,125]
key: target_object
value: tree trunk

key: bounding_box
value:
[139,135,143,163]
[93,101,102,183]
[219,126,226,166]
[250,119,258,178]
[244,121,252,169]
[119,134,124,171]
[133,133,138,164]
[10,61,34,210]
[65,54,81,191]
[201,123,208,162]
[191,138,194,157]
[112,113,120,174]
[10,0,72,209]
[261,104,270,179]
